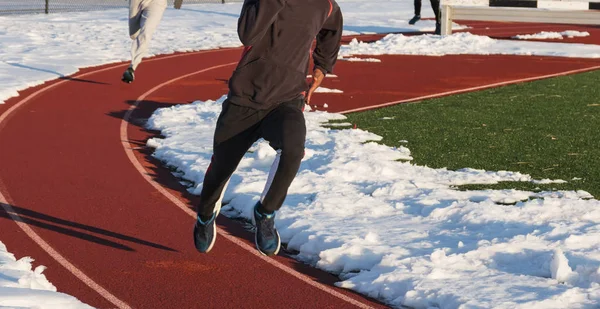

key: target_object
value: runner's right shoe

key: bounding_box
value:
[194,212,217,253]
[121,67,135,83]
[253,202,281,256]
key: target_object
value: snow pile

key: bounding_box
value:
[340,57,383,62]
[314,87,343,93]
[146,96,600,309]
[307,74,339,78]
[0,241,93,309]
[513,31,591,40]
[339,33,600,58]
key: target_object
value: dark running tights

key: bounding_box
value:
[197,98,306,219]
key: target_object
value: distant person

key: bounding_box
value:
[409,0,441,35]
[193,0,343,256]
[122,0,167,83]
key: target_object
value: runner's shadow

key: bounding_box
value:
[0,203,177,252]
[106,99,201,211]
[128,139,201,210]
[5,62,110,85]
[109,99,392,307]
[107,99,188,128]
[59,76,111,85]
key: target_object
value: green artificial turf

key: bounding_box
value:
[343,70,600,197]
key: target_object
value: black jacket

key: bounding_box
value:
[227,0,344,109]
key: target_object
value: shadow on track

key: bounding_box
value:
[0,203,177,252]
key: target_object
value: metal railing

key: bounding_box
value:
[0,0,238,15]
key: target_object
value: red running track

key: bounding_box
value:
[401,19,600,44]
[0,28,599,309]
[455,20,600,44]
[0,49,389,309]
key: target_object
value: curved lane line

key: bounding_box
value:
[0,194,132,309]
[0,49,227,309]
[339,64,600,114]
[121,62,376,309]
[2,45,597,309]
[0,49,233,128]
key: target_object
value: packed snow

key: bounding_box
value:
[340,57,383,62]
[146,96,600,309]
[0,241,93,309]
[440,0,591,9]
[513,31,591,40]
[2,0,600,308]
[315,87,344,93]
[339,33,600,59]
[307,74,339,78]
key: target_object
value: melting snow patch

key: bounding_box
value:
[533,178,568,184]
[339,33,600,58]
[0,241,93,308]
[146,96,600,309]
[315,87,343,93]
[551,249,574,283]
[340,57,382,62]
[513,31,591,40]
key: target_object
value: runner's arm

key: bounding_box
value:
[313,2,343,75]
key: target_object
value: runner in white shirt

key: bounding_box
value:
[122,0,167,83]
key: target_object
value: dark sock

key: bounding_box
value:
[199,213,213,223]
[256,202,274,215]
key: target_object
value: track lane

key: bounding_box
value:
[0,49,387,309]
[1,28,600,307]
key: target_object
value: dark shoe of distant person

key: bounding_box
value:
[121,67,135,83]
[409,14,421,25]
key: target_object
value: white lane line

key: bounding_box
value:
[0,49,228,129]
[0,49,227,309]
[121,63,376,309]
[6,45,591,309]
[0,195,132,309]
[339,64,600,114]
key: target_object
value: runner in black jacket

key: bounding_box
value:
[194,0,343,256]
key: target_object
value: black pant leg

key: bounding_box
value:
[414,0,422,16]
[430,0,440,23]
[258,99,306,212]
[197,99,261,218]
